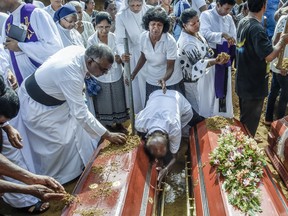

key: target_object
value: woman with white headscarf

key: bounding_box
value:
[115,0,150,113]
[67,1,95,48]
[53,4,84,47]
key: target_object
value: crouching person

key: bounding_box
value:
[135,90,193,187]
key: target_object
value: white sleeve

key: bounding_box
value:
[182,43,210,80]
[115,14,126,55]
[169,124,181,154]
[166,34,177,60]
[194,0,207,10]
[199,12,222,45]
[179,94,193,128]
[17,9,63,64]
[58,77,107,139]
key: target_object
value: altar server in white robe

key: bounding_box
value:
[199,0,236,118]
[115,0,150,113]
[18,44,127,185]
[0,0,63,210]
[1,1,63,85]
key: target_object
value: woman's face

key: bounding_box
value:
[105,3,117,19]
[183,15,200,35]
[59,14,77,30]
[86,0,95,10]
[128,0,143,13]
[75,6,83,21]
[96,19,111,36]
[149,21,164,38]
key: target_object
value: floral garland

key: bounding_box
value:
[209,126,266,215]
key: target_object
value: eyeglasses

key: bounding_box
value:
[97,25,111,30]
[63,17,76,24]
[128,3,143,8]
[91,58,111,73]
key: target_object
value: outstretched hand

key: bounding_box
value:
[103,131,127,145]
[2,125,23,149]
[156,166,168,188]
[158,79,167,94]
[29,184,66,201]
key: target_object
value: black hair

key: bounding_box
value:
[216,0,236,6]
[95,11,112,25]
[179,8,198,28]
[0,75,19,119]
[104,0,115,10]
[142,6,170,33]
[247,0,266,13]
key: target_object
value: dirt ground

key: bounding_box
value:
[0,71,287,216]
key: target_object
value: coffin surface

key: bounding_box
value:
[189,120,288,216]
[62,142,157,216]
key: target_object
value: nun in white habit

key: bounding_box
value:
[53,4,84,47]
[115,0,151,113]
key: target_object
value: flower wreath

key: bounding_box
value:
[209,126,266,215]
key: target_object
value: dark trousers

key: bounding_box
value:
[239,97,264,137]
[265,72,288,122]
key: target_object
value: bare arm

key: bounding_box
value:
[265,33,288,62]
[131,52,147,80]
[0,180,66,201]
[161,59,175,82]
[0,154,66,200]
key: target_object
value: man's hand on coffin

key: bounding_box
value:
[157,166,168,188]
[103,131,127,145]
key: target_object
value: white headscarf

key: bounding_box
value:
[118,0,148,13]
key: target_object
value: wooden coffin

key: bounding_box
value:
[189,119,288,216]
[267,116,288,188]
[61,140,157,216]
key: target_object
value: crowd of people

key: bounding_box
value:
[0,0,288,213]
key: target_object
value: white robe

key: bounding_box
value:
[17,46,107,184]
[115,0,150,113]
[176,31,212,112]
[1,3,63,208]
[1,3,64,80]
[80,21,95,48]
[199,7,236,118]
[135,90,193,154]
[56,22,84,48]
[43,4,62,18]
[0,44,11,86]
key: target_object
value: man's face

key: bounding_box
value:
[87,57,112,77]
[216,3,234,16]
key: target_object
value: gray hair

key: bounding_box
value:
[66,1,82,9]
[85,44,114,63]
